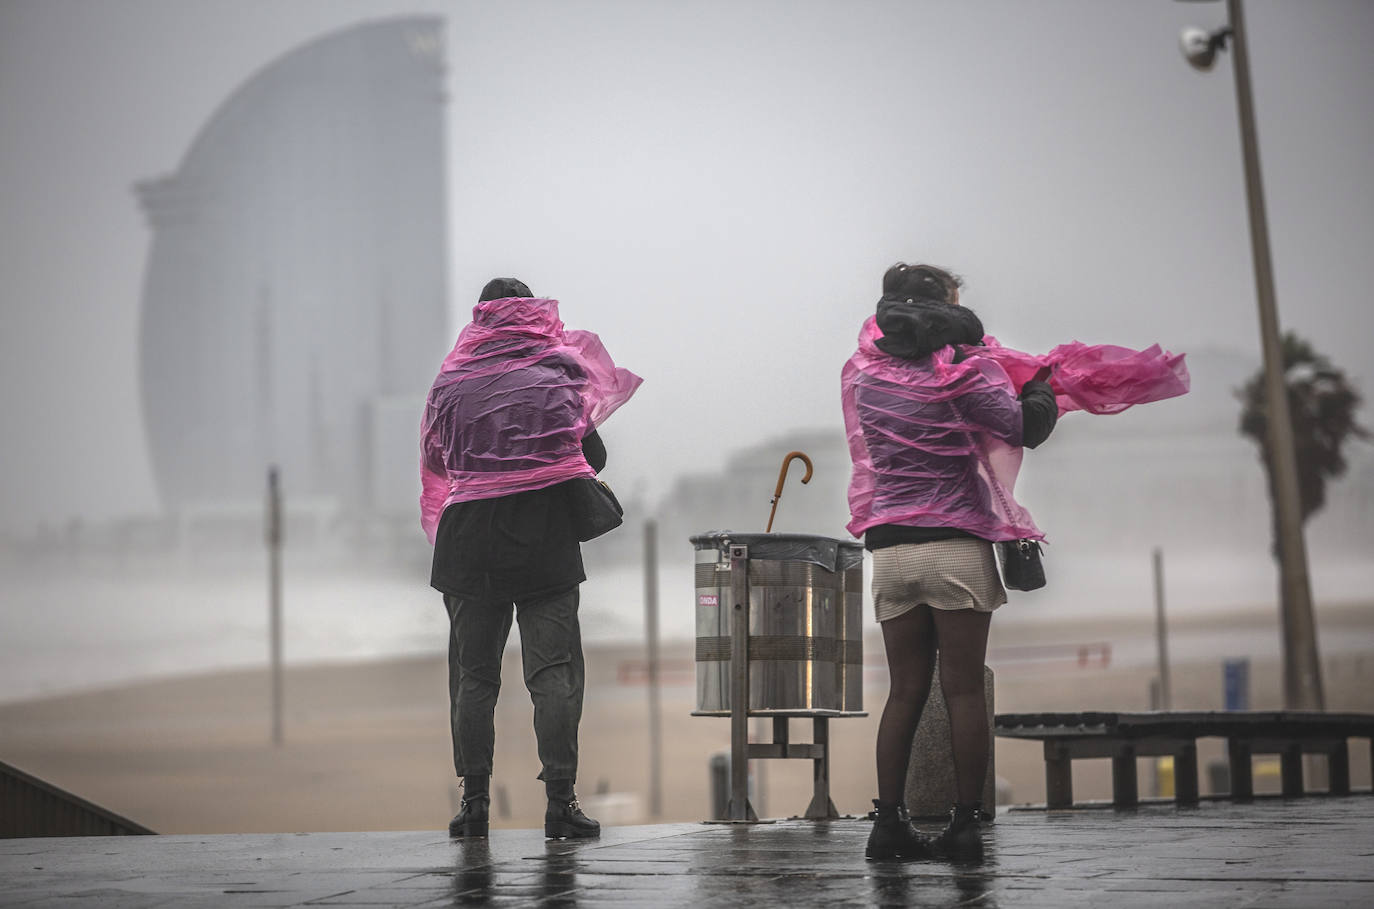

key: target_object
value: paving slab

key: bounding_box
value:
[2,797,1372,907]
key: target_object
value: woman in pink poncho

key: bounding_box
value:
[846,264,1188,861]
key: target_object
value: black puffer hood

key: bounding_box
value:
[874,297,985,361]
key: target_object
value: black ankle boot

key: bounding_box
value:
[448,794,489,838]
[865,799,932,860]
[544,796,600,839]
[933,802,984,861]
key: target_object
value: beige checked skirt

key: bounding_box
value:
[871,539,1007,622]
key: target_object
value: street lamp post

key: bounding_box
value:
[267,465,285,744]
[1179,0,1324,710]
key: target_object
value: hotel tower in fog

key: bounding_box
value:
[135,17,448,524]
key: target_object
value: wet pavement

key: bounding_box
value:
[1,796,1371,907]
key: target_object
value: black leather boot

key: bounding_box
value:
[545,797,600,839]
[448,794,489,837]
[865,800,932,860]
[448,776,490,837]
[544,779,600,839]
[933,801,984,861]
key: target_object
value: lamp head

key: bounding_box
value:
[1180,27,1218,70]
[1180,26,1231,71]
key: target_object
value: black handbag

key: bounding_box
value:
[568,477,624,542]
[998,539,1046,591]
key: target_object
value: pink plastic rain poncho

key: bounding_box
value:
[843,315,1189,541]
[420,297,642,544]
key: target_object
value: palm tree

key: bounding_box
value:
[1237,333,1369,552]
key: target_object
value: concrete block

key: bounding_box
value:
[904,659,995,820]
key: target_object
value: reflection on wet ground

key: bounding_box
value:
[3,797,1373,907]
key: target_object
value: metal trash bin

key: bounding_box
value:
[838,552,864,713]
[692,532,864,715]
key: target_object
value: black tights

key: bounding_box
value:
[875,605,992,805]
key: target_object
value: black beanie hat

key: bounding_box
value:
[479,277,533,301]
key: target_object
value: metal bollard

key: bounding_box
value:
[708,752,729,821]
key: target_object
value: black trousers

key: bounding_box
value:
[443,586,585,782]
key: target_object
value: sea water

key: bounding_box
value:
[1,544,1370,703]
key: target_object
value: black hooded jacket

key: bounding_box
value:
[430,431,607,601]
[875,296,986,360]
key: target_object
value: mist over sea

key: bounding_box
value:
[3,538,1370,705]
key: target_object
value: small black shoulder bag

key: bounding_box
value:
[568,478,624,542]
[997,539,1046,591]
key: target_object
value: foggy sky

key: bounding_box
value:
[2,0,1372,531]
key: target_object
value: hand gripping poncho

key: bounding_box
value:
[842,315,1189,542]
[420,297,642,544]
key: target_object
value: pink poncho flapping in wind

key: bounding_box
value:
[842,315,1189,542]
[419,297,642,544]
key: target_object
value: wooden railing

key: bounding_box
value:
[1,758,154,838]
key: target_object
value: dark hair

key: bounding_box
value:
[479,277,533,301]
[881,263,962,304]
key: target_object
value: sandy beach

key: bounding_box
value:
[2,602,1371,835]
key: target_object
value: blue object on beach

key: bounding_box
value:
[1224,658,1250,711]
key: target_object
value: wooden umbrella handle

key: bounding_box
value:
[766,451,814,532]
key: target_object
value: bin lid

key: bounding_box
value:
[689,531,863,573]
